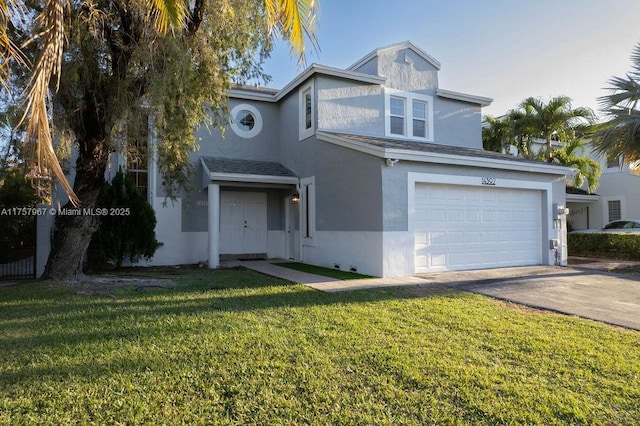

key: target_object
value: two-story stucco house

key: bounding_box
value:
[144,41,572,277]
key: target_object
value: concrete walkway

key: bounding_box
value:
[227,260,640,331]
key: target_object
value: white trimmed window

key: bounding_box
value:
[300,176,316,246]
[412,100,427,138]
[385,89,434,141]
[299,81,315,140]
[389,96,405,135]
[229,104,263,138]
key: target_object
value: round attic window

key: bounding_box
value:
[230,104,262,138]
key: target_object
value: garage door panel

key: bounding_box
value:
[448,210,464,222]
[415,183,542,273]
[466,210,481,222]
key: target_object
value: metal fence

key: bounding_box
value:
[0,217,37,281]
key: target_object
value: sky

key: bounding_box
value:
[261,0,640,120]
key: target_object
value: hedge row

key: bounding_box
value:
[568,233,640,259]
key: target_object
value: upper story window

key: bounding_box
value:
[229,104,263,139]
[389,96,405,135]
[384,89,434,141]
[299,81,315,140]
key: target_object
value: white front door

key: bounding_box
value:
[414,183,542,273]
[220,192,268,254]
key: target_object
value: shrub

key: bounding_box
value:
[88,170,159,269]
[568,233,640,259]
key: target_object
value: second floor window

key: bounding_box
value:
[299,81,315,140]
[390,97,405,135]
[412,100,427,138]
[385,89,434,141]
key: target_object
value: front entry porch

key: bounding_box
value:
[201,157,299,268]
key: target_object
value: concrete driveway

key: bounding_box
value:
[431,266,640,331]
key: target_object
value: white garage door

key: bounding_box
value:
[415,183,542,273]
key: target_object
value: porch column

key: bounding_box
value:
[208,183,220,269]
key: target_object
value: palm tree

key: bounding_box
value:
[3,0,318,206]
[553,137,601,193]
[482,110,537,159]
[482,115,511,153]
[592,42,640,162]
[518,96,595,162]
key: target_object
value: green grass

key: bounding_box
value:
[274,262,373,280]
[1,268,639,425]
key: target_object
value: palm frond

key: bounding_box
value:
[599,74,640,111]
[144,0,188,34]
[0,0,28,89]
[266,0,319,65]
[592,109,640,160]
[20,0,78,205]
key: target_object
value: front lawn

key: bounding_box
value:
[1,268,639,424]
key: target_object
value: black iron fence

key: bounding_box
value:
[0,215,37,281]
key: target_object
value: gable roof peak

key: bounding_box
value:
[348,40,442,72]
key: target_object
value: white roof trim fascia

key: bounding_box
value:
[566,193,599,202]
[316,131,573,176]
[229,89,278,102]
[348,40,442,72]
[277,64,385,100]
[230,65,386,103]
[436,89,493,107]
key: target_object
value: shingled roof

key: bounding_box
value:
[323,132,547,165]
[201,157,298,185]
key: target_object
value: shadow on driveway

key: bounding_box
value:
[436,267,640,331]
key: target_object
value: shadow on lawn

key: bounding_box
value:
[0,268,463,355]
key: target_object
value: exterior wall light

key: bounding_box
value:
[291,194,300,204]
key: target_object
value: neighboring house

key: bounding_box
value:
[567,152,640,231]
[136,41,571,277]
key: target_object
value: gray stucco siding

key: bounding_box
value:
[377,48,439,94]
[313,142,383,232]
[278,132,384,232]
[317,77,385,137]
[155,99,280,199]
[192,99,281,163]
[433,97,483,149]
[352,57,378,76]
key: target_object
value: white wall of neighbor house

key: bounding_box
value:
[597,171,640,224]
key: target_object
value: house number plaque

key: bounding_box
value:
[481,177,496,186]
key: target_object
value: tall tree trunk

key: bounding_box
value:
[43,153,106,281]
